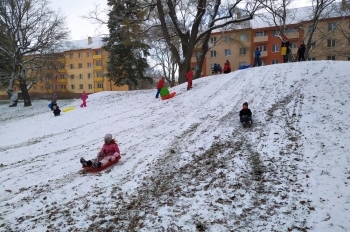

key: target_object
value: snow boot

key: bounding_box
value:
[92,160,101,169]
[80,158,88,167]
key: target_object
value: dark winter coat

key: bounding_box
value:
[297,44,306,55]
[239,108,252,118]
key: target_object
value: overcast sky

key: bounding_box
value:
[50,0,311,41]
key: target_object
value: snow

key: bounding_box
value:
[1,60,350,231]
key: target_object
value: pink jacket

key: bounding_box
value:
[100,143,120,156]
[81,92,88,101]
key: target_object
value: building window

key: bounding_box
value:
[223,35,232,43]
[272,44,279,52]
[87,62,92,68]
[272,30,280,37]
[69,53,73,59]
[79,74,83,79]
[327,39,336,48]
[239,48,246,55]
[71,85,75,90]
[48,85,52,90]
[255,31,267,37]
[88,73,92,79]
[261,60,266,66]
[257,45,267,51]
[272,60,279,64]
[327,55,336,60]
[78,63,82,68]
[239,34,247,41]
[88,84,92,89]
[96,50,102,55]
[290,43,297,49]
[79,84,83,90]
[87,52,91,57]
[70,64,74,69]
[210,51,216,57]
[97,83,103,88]
[61,74,66,79]
[224,49,231,56]
[70,74,74,79]
[96,61,102,66]
[210,37,217,44]
[307,57,316,61]
[61,85,66,90]
[97,72,103,77]
[328,22,336,31]
[286,28,298,33]
[60,65,65,69]
[78,52,82,58]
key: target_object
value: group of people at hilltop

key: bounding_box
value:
[212,60,232,74]
[48,91,89,116]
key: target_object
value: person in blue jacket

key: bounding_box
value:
[253,48,261,67]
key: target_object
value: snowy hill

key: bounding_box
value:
[1,61,350,232]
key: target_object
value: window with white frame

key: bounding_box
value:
[210,50,216,57]
[272,60,279,64]
[70,74,74,79]
[61,85,66,90]
[88,73,92,79]
[70,64,74,69]
[327,55,336,60]
[328,22,336,31]
[97,72,103,77]
[272,30,280,37]
[224,49,231,56]
[88,84,92,89]
[261,60,266,66]
[71,85,75,90]
[96,61,102,66]
[79,84,83,90]
[257,45,267,51]
[78,52,82,58]
[239,48,246,55]
[87,52,91,57]
[272,44,279,52]
[79,74,83,79]
[61,74,66,79]
[327,39,336,47]
[97,83,103,88]
[291,43,297,49]
[210,37,217,44]
[224,35,233,43]
[255,31,267,37]
[96,50,102,55]
[60,65,65,69]
[69,53,73,59]
[78,63,82,68]
[87,62,92,68]
[239,34,247,41]
[307,57,316,61]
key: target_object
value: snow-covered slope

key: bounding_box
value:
[1,61,350,232]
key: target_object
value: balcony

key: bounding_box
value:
[261,51,268,57]
[93,55,102,60]
[58,69,67,73]
[58,78,67,83]
[94,77,104,82]
[58,57,66,63]
[253,36,268,43]
[287,32,300,39]
[93,66,103,71]
[94,88,103,92]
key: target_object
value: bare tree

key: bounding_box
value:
[0,0,69,107]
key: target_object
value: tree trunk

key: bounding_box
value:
[19,79,32,107]
[178,63,187,85]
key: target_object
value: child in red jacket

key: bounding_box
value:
[80,134,121,168]
[186,68,193,90]
[155,76,165,98]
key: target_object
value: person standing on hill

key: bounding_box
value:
[297,42,306,61]
[223,60,231,73]
[253,48,261,67]
[281,36,291,63]
[186,68,193,90]
[80,91,88,107]
[155,76,165,98]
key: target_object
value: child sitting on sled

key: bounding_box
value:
[239,102,252,125]
[80,134,121,168]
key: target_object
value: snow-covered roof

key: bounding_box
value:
[59,37,105,52]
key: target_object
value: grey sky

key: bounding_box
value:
[50,0,311,41]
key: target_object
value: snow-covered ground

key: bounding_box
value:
[0,61,350,232]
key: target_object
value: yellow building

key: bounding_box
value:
[1,37,128,99]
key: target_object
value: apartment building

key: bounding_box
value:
[0,37,128,99]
